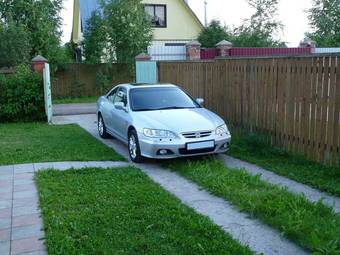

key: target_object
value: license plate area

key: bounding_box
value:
[186,140,215,151]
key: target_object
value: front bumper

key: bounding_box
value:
[138,132,231,159]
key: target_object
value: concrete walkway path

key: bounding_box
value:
[219,155,340,213]
[53,103,96,116]
[52,114,309,255]
[0,161,129,255]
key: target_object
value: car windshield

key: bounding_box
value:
[130,87,199,111]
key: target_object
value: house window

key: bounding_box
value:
[145,4,167,28]
[165,43,186,46]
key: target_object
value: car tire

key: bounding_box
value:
[128,129,144,163]
[98,114,110,139]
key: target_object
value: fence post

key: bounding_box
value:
[299,37,316,54]
[135,53,158,84]
[216,40,233,57]
[32,56,52,124]
[186,41,201,60]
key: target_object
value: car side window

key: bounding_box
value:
[113,88,127,107]
[107,88,118,103]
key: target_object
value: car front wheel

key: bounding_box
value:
[98,114,110,139]
[128,130,144,163]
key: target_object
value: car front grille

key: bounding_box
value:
[182,131,212,139]
[179,146,216,155]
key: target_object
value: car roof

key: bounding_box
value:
[120,83,178,90]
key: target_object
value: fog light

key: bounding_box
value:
[159,149,168,155]
[223,143,228,148]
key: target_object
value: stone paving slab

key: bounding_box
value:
[0,201,12,210]
[13,185,36,193]
[11,237,46,255]
[12,206,40,218]
[13,191,38,200]
[0,228,10,241]
[17,251,47,255]
[0,166,13,176]
[33,163,54,171]
[11,224,44,241]
[0,218,11,230]
[219,155,340,213]
[0,193,12,200]
[0,241,10,254]
[13,164,35,174]
[12,214,42,228]
[13,198,39,209]
[0,175,13,181]
[0,208,11,219]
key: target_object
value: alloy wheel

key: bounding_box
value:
[129,135,137,159]
[98,117,104,136]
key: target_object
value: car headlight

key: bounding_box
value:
[215,124,230,136]
[143,128,177,138]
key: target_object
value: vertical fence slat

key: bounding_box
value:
[333,56,340,164]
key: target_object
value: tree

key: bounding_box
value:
[308,0,340,47]
[198,20,233,48]
[0,0,65,67]
[0,21,31,67]
[233,0,285,47]
[83,11,108,64]
[82,0,153,64]
[99,0,153,64]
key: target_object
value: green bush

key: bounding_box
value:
[0,21,31,68]
[0,65,45,122]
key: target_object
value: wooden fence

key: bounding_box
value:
[52,63,134,99]
[158,55,340,165]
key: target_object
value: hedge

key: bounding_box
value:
[0,65,45,122]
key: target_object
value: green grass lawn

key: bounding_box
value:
[35,167,253,255]
[228,130,340,197]
[0,123,124,165]
[53,96,98,104]
[166,157,340,254]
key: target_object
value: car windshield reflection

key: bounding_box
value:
[130,87,199,111]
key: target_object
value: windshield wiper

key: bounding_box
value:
[134,106,197,111]
[134,108,158,112]
[157,106,195,110]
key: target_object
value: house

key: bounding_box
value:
[71,0,204,60]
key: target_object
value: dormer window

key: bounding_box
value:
[145,4,167,28]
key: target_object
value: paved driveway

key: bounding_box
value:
[52,103,96,116]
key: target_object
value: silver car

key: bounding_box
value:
[97,83,231,162]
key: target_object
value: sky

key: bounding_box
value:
[61,0,314,47]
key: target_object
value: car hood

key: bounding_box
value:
[133,108,224,133]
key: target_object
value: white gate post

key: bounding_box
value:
[32,55,52,124]
[43,63,53,124]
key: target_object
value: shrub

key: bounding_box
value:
[0,21,31,68]
[198,20,233,48]
[0,65,45,122]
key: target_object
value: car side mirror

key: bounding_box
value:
[114,102,127,112]
[196,98,204,106]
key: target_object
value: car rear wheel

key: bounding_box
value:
[128,130,144,163]
[98,114,110,139]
